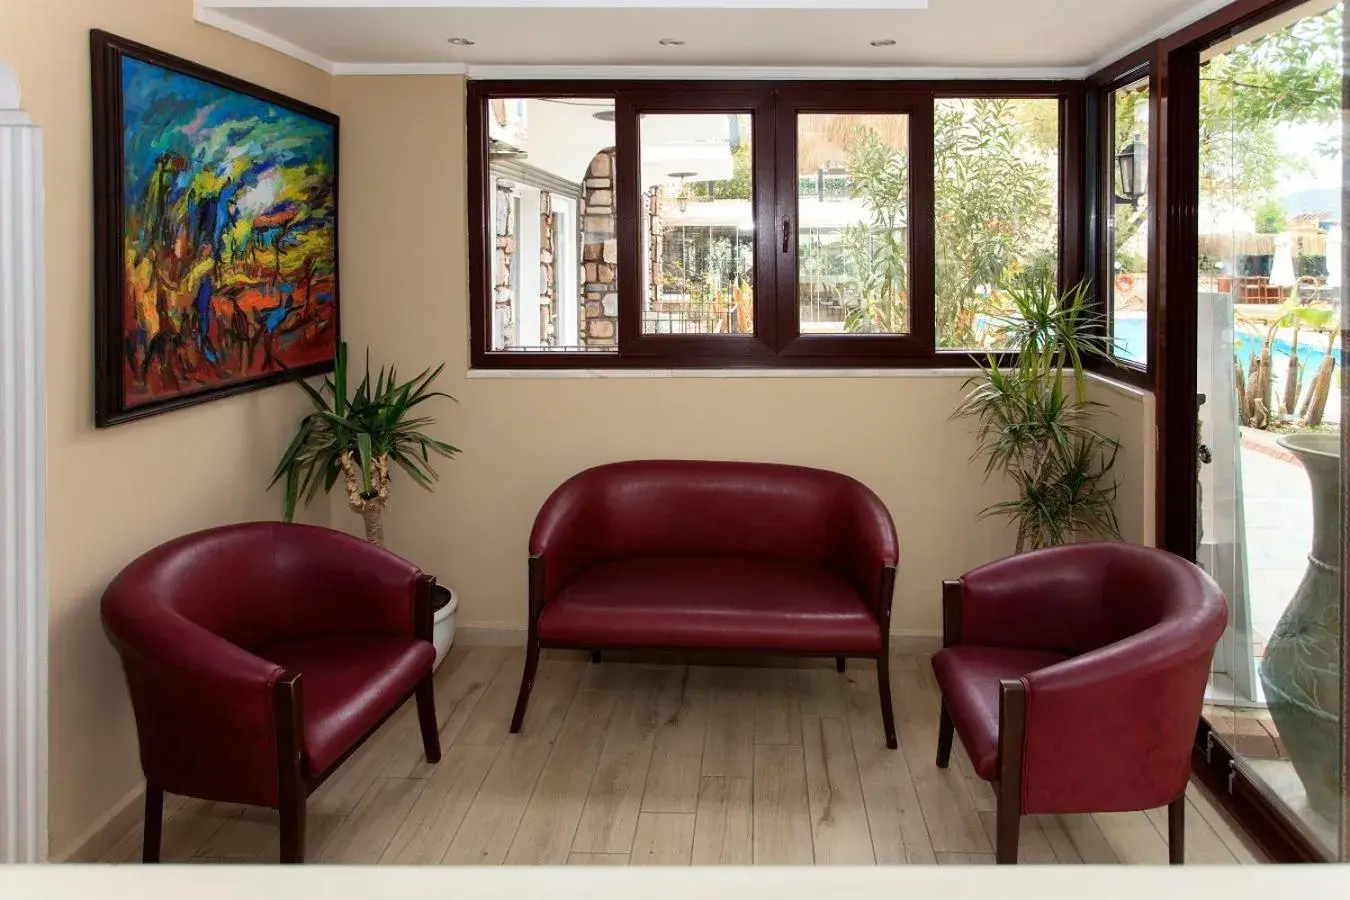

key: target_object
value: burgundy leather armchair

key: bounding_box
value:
[931,542,1228,864]
[512,460,900,747]
[101,522,441,864]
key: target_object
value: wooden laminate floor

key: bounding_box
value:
[100,646,1265,866]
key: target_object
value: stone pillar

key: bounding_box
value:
[647,187,663,319]
[580,148,617,347]
[492,179,515,349]
[0,57,49,863]
[538,191,556,346]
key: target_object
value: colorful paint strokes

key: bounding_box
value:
[92,32,338,426]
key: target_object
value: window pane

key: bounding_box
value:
[797,113,910,335]
[935,98,1060,350]
[640,113,754,335]
[488,97,616,352]
[1109,80,1150,365]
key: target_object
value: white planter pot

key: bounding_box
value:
[432,587,458,670]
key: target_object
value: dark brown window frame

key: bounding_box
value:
[467,79,1086,370]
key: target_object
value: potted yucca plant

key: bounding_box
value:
[270,342,461,667]
[953,270,1122,552]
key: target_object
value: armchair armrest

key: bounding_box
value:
[102,600,289,807]
[1012,630,1217,814]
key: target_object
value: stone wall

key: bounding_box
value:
[580,148,617,347]
[539,191,556,346]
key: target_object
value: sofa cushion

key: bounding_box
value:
[255,634,434,775]
[536,556,881,653]
[930,645,1070,780]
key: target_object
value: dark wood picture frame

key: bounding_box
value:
[90,30,340,427]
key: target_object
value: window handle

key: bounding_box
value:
[781,216,792,253]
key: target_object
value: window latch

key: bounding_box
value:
[781,216,792,253]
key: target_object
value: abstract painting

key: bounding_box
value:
[91,31,339,426]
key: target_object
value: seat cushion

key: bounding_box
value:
[254,634,434,775]
[537,556,881,653]
[931,646,1070,780]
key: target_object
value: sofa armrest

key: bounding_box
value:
[830,481,899,618]
[529,483,602,603]
[102,603,290,807]
[1013,632,1216,814]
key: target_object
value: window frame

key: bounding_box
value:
[467,79,1085,370]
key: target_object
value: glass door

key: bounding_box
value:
[1193,0,1345,859]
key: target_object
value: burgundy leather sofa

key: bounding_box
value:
[510,459,901,747]
[931,542,1228,864]
[101,522,441,864]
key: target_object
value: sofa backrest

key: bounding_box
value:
[531,459,893,567]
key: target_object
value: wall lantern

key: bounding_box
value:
[1115,134,1148,207]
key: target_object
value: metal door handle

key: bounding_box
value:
[781,216,792,253]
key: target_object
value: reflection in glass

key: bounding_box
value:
[487,97,616,352]
[1194,0,1344,859]
[797,114,910,335]
[1109,79,1150,365]
[640,113,754,335]
[934,98,1060,349]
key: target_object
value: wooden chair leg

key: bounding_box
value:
[273,673,307,864]
[509,638,540,734]
[591,650,601,665]
[936,701,954,768]
[995,792,1021,864]
[995,679,1027,865]
[876,652,898,750]
[142,783,163,863]
[278,790,307,864]
[836,656,846,673]
[1168,796,1185,864]
[415,673,441,764]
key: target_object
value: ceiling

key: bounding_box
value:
[197,0,1232,74]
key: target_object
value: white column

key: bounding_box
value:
[515,186,542,348]
[0,55,48,864]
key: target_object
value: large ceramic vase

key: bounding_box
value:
[1258,432,1343,817]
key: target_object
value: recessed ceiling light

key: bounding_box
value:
[658,38,686,47]
[447,37,475,46]
[870,39,897,47]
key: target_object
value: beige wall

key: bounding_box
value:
[331,74,1159,639]
[0,0,333,858]
[1089,378,1159,547]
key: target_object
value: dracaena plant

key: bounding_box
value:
[953,270,1122,553]
[269,342,459,546]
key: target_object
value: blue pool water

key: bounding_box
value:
[1112,314,1334,372]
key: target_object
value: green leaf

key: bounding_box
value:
[356,432,374,494]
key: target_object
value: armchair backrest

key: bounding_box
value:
[103,521,399,650]
[960,542,1227,658]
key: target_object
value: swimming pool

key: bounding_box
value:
[1112,313,1335,373]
